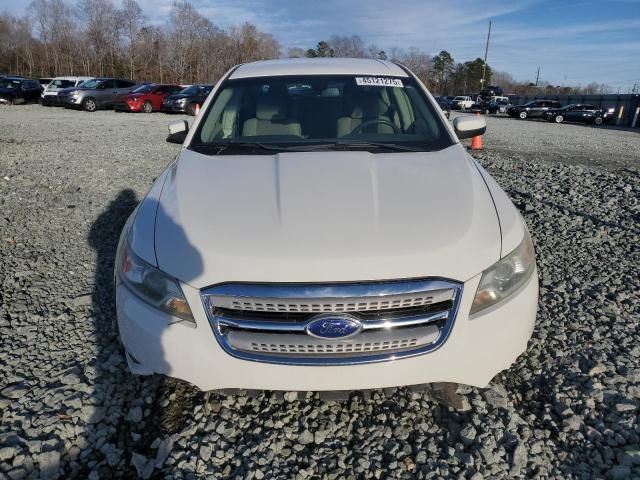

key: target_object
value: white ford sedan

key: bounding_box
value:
[115,58,538,392]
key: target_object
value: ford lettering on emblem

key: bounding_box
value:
[305,314,363,339]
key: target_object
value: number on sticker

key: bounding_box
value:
[355,77,404,87]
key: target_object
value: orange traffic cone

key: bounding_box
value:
[194,103,200,115]
[471,112,483,150]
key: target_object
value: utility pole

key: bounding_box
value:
[481,20,492,89]
[535,67,540,86]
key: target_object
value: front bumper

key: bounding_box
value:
[114,102,141,112]
[116,271,538,391]
[161,103,187,113]
[60,95,84,108]
[41,94,57,105]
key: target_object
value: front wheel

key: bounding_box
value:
[554,115,564,123]
[519,111,528,119]
[83,98,97,112]
[593,117,603,125]
[142,101,153,113]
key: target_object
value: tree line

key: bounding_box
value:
[0,1,611,95]
[0,0,279,85]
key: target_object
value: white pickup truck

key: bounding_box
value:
[451,95,475,110]
[115,58,538,393]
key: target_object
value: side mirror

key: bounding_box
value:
[453,116,486,140]
[166,120,189,144]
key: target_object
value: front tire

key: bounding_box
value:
[554,115,564,123]
[142,101,153,113]
[593,117,603,125]
[83,98,97,112]
[519,111,528,119]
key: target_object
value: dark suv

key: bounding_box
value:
[59,78,137,111]
[0,77,43,104]
[507,100,562,119]
[161,84,213,115]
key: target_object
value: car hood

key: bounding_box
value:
[154,144,501,288]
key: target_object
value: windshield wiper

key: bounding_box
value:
[331,141,426,152]
[191,141,292,154]
[191,140,427,155]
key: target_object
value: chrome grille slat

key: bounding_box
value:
[201,279,463,366]
[208,288,454,313]
[231,324,438,356]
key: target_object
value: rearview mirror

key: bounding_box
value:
[166,120,189,144]
[453,116,486,140]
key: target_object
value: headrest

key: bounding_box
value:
[255,95,285,120]
[346,91,388,119]
[321,87,340,97]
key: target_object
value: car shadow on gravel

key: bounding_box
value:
[87,189,203,479]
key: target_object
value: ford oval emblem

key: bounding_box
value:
[305,314,363,340]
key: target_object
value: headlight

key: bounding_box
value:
[176,98,187,105]
[116,240,195,324]
[470,227,536,316]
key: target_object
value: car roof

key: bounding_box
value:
[51,76,94,81]
[229,58,408,79]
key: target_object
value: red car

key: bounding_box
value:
[114,84,183,113]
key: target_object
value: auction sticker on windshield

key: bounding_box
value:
[355,77,403,87]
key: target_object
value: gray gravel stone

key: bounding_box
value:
[606,465,631,480]
[298,430,314,445]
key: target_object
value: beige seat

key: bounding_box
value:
[242,95,301,137]
[337,91,396,137]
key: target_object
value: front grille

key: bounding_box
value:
[215,288,453,313]
[201,279,463,365]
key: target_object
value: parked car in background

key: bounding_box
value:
[450,95,474,110]
[507,100,562,119]
[473,96,511,114]
[434,96,451,118]
[161,84,213,115]
[41,76,94,106]
[115,58,538,393]
[59,78,137,111]
[0,77,43,104]
[114,83,183,113]
[542,104,611,125]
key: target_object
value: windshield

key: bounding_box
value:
[0,79,20,89]
[77,79,103,89]
[47,79,75,91]
[132,84,155,93]
[179,85,209,96]
[193,75,453,153]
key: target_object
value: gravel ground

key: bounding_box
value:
[0,105,639,480]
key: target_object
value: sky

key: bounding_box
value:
[2,0,639,91]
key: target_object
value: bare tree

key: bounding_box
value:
[329,35,367,58]
[121,0,144,80]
